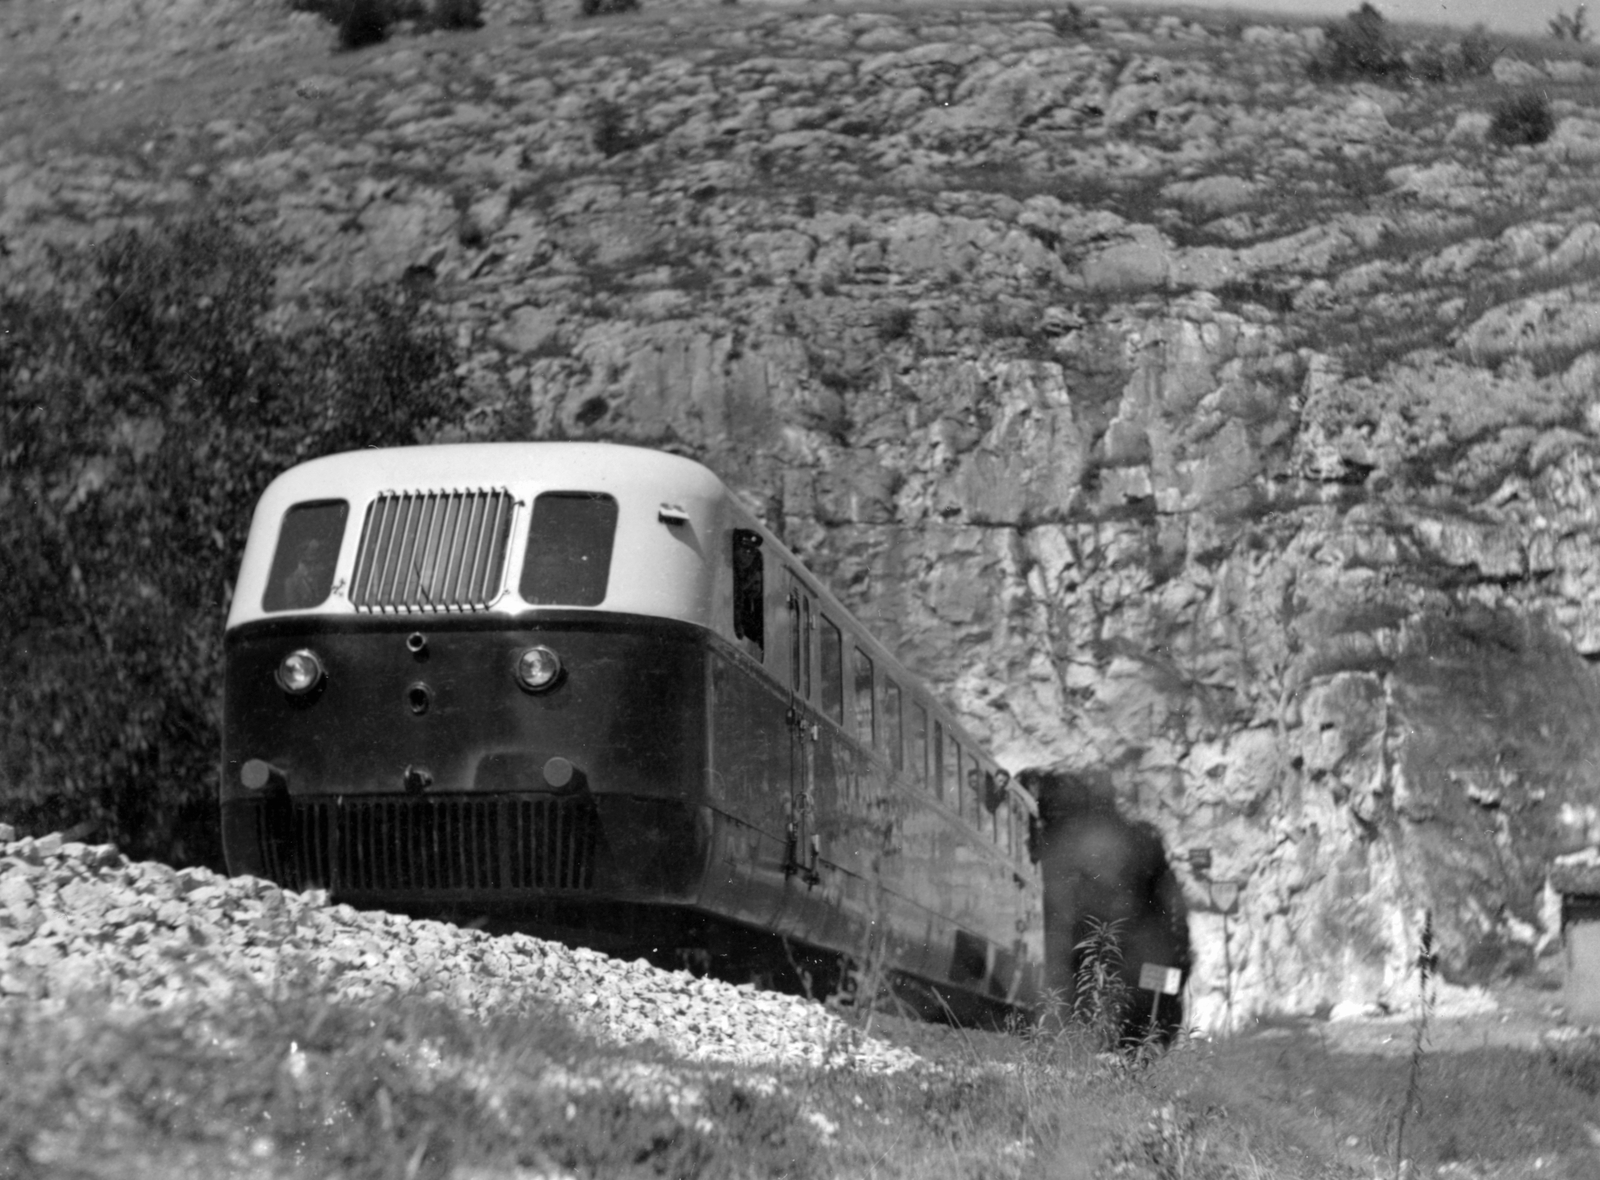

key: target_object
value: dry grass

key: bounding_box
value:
[6,969,1600,1179]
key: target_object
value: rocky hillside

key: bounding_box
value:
[10,0,1600,1031]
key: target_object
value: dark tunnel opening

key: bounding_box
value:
[1018,766,1193,1046]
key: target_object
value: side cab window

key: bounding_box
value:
[732,529,764,658]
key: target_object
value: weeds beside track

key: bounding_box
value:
[7,970,1600,1179]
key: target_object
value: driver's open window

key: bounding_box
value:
[732,529,764,657]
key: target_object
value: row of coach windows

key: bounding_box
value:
[733,545,1028,862]
[800,597,1021,852]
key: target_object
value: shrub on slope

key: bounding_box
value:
[1309,3,1407,82]
[1490,91,1556,146]
[0,211,465,869]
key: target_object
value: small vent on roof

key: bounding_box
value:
[351,488,515,613]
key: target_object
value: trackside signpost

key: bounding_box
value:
[1139,962,1183,1032]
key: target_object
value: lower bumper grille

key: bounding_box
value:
[258,794,598,895]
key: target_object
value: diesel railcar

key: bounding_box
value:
[221,443,1043,1017]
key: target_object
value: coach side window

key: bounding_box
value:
[966,754,988,837]
[819,616,844,724]
[788,588,813,700]
[945,732,962,816]
[910,704,928,790]
[732,530,764,655]
[520,492,617,606]
[264,500,348,612]
[853,648,875,746]
[882,679,903,774]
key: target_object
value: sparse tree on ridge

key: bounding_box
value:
[1551,5,1591,42]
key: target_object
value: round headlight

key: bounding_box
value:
[515,645,561,692]
[275,648,325,695]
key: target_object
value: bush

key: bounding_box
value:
[1409,40,1452,84]
[1490,90,1556,145]
[0,211,466,868]
[337,0,393,49]
[1406,32,1496,84]
[292,0,482,34]
[1459,24,1498,74]
[591,99,646,155]
[431,0,483,29]
[875,304,916,342]
[1049,3,1091,39]
[1310,3,1409,82]
[580,0,638,15]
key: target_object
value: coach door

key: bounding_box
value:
[784,572,820,886]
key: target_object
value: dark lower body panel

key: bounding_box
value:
[222,788,1030,1024]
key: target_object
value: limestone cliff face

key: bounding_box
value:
[10,0,1600,1028]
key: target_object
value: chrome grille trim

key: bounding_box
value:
[266,795,598,895]
[350,488,514,613]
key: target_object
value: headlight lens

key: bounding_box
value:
[515,645,561,692]
[275,648,325,695]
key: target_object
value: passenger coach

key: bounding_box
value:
[221,443,1043,1016]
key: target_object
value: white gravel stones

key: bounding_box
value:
[0,830,920,1073]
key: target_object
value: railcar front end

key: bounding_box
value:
[221,442,1044,1018]
[224,613,711,909]
[221,445,739,948]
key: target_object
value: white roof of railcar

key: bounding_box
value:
[241,441,722,507]
[227,442,728,632]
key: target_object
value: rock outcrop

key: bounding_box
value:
[9,0,1600,1030]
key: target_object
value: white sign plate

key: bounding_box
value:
[1138,963,1183,995]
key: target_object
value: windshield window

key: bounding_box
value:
[519,492,618,606]
[263,500,347,612]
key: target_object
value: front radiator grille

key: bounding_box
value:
[350,488,515,613]
[257,795,598,894]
